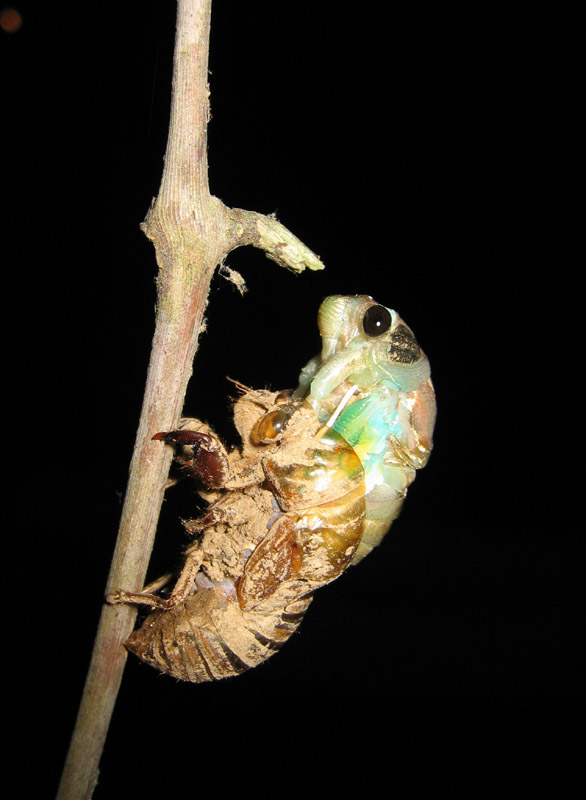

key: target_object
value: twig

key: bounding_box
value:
[56,2,323,798]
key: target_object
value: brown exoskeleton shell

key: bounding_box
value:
[109,388,366,682]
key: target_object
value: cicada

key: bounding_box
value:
[108,295,436,682]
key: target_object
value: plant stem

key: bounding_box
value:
[56,2,322,798]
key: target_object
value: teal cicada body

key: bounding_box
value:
[296,295,436,563]
[108,295,436,682]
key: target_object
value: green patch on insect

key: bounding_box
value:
[108,295,436,682]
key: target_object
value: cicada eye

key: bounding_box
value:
[362,304,392,337]
[250,405,296,444]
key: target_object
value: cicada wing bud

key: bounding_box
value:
[238,483,366,612]
[410,378,436,462]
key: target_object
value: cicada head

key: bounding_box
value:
[304,295,431,401]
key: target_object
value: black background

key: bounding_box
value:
[3,1,581,796]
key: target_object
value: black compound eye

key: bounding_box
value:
[362,304,392,337]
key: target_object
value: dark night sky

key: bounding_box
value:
[3,2,580,796]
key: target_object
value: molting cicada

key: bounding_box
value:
[108,295,436,682]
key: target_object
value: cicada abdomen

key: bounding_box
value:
[124,583,313,683]
[117,394,366,682]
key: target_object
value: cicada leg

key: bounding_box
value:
[106,545,205,610]
[153,424,231,490]
[154,416,266,492]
